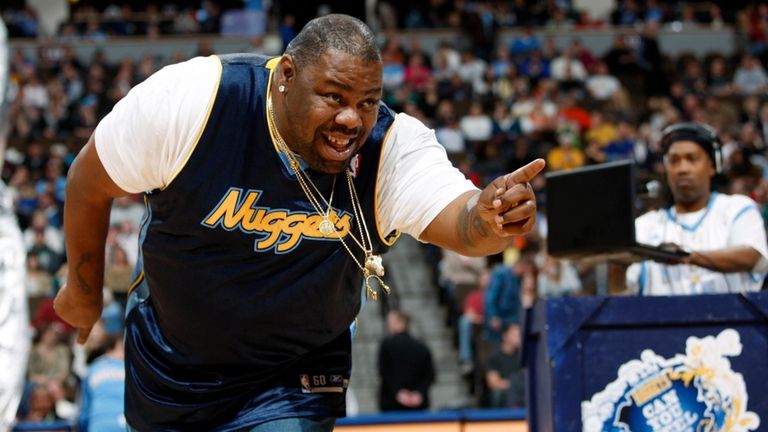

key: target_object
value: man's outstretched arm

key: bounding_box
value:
[54,135,129,343]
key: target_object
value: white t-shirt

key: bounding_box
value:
[550,57,587,82]
[434,126,466,154]
[95,55,476,240]
[626,193,768,295]
[459,114,493,142]
[585,75,621,100]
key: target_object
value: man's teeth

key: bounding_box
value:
[326,135,351,146]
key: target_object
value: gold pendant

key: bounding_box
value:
[319,219,335,236]
[365,255,385,277]
[364,272,391,301]
[366,283,378,301]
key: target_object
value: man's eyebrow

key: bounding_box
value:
[325,79,382,96]
[668,151,701,158]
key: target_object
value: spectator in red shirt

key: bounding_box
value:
[403,52,432,93]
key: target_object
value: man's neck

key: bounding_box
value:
[675,194,711,214]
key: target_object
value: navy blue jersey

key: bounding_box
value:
[123,54,397,431]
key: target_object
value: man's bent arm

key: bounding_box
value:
[420,159,545,256]
[685,246,762,273]
[54,135,130,343]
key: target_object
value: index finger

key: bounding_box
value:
[504,158,546,187]
[77,326,93,345]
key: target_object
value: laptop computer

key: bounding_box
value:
[544,160,689,263]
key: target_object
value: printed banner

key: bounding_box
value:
[582,329,759,432]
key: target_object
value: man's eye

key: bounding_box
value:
[326,94,342,103]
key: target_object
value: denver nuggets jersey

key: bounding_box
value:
[124,54,396,430]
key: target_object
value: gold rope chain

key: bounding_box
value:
[266,93,390,300]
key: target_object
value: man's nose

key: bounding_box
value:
[673,160,693,174]
[335,106,362,130]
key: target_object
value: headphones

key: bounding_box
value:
[660,122,723,174]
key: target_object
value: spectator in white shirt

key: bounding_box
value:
[459,101,493,142]
[733,54,768,96]
[586,61,622,101]
[550,46,587,83]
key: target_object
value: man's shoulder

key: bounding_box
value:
[396,332,430,349]
[634,208,669,236]
[710,193,761,223]
[371,109,432,150]
[385,111,430,135]
[636,207,666,223]
[713,192,757,208]
[375,103,397,128]
[218,53,272,67]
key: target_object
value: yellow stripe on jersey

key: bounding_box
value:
[128,194,151,295]
[265,57,281,154]
[127,271,144,295]
[374,116,401,246]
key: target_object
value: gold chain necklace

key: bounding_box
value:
[267,92,390,300]
[291,157,337,236]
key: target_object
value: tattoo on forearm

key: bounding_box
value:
[471,210,489,238]
[458,205,489,248]
[75,253,95,295]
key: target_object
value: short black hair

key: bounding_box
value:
[660,122,722,172]
[284,14,380,70]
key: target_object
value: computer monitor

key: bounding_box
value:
[545,160,637,259]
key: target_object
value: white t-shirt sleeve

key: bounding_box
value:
[95,55,222,193]
[377,113,477,240]
[728,198,768,271]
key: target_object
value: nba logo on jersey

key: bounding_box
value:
[349,155,361,178]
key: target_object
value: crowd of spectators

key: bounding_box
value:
[3,1,237,38]
[2,0,767,55]
[2,0,768,427]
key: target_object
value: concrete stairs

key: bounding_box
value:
[348,236,470,414]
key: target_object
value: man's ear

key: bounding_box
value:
[279,55,296,86]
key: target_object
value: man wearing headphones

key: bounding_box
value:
[626,122,768,295]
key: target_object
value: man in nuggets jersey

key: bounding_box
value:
[54,14,544,431]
